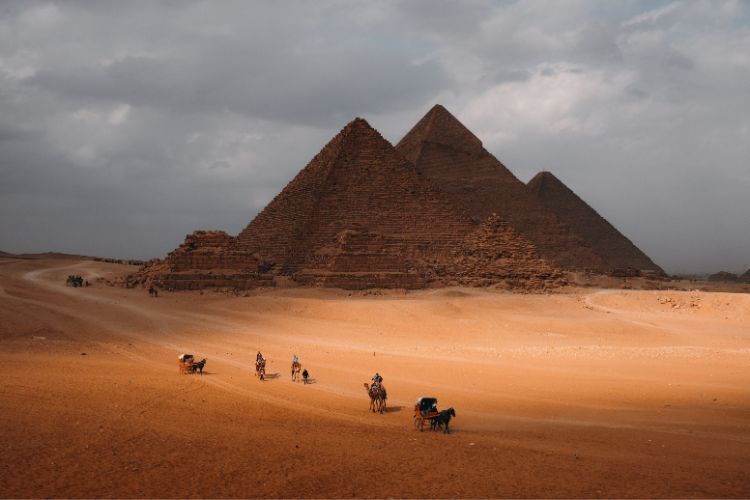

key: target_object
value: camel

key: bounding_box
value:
[291,361,301,382]
[363,382,387,413]
[255,358,266,381]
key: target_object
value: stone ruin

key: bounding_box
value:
[133,104,662,291]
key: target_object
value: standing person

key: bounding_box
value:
[302,369,309,384]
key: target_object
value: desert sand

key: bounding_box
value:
[1,256,749,498]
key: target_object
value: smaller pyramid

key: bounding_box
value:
[451,214,564,289]
[527,171,663,274]
[396,105,606,271]
[741,268,750,283]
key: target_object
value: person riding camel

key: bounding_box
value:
[371,372,383,389]
[293,354,299,365]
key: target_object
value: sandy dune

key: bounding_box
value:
[1,257,749,497]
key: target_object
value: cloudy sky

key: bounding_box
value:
[1,1,748,274]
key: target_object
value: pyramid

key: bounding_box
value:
[452,214,565,289]
[236,117,558,289]
[395,105,606,271]
[139,117,564,290]
[741,269,750,283]
[527,171,663,274]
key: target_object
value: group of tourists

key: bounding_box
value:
[66,275,88,287]
[255,351,310,383]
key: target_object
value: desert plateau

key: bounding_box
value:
[1,254,748,498]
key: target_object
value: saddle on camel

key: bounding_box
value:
[364,372,387,413]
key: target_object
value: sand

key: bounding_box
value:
[1,256,748,498]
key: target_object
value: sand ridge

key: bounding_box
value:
[1,257,749,497]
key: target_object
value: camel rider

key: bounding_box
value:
[256,351,263,364]
[293,354,299,365]
[371,372,383,388]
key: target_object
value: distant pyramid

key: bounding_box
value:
[738,268,750,283]
[396,104,606,271]
[527,171,663,274]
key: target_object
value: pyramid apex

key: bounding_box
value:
[396,104,483,156]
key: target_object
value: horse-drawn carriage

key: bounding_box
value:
[414,397,439,431]
[178,354,206,375]
[414,397,456,433]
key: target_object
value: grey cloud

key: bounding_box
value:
[1,0,749,274]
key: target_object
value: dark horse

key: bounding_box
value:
[430,408,456,433]
[188,358,207,376]
[363,382,387,413]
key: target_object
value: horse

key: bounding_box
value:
[431,408,456,433]
[363,382,387,413]
[189,358,207,376]
[148,286,158,297]
[291,361,301,382]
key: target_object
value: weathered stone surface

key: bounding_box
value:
[132,230,272,290]
[527,171,664,275]
[395,104,606,272]
[236,118,511,289]
[450,214,565,290]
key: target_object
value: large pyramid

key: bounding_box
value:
[395,105,606,272]
[142,117,560,290]
[527,171,663,274]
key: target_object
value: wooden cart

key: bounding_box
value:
[413,397,440,431]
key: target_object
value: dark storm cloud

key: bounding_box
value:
[1,1,748,274]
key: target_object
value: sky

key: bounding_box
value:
[1,0,748,274]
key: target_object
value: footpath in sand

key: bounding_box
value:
[1,256,749,497]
